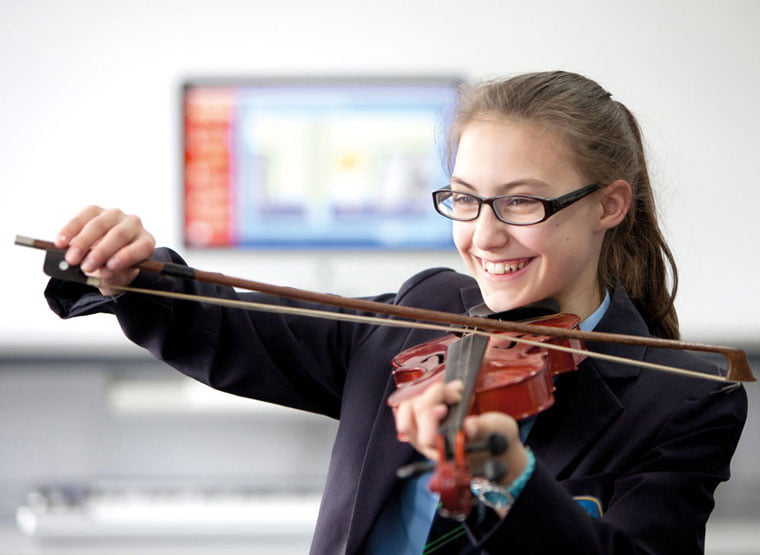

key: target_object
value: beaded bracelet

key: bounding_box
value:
[470,448,535,511]
[507,447,535,499]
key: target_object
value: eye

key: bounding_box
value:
[503,196,541,209]
[451,193,479,205]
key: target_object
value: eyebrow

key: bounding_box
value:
[449,176,552,194]
[449,176,477,191]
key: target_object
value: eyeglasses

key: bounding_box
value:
[432,183,602,226]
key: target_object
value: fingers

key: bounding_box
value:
[393,385,530,487]
[462,412,520,445]
[79,223,153,273]
[55,206,155,274]
[55,205,104,250]
[463,412,528,486]
[393,380,464,460]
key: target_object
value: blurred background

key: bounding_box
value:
[1,0,758,552]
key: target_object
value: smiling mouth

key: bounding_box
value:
[481,258,532,275]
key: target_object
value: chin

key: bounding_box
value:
[480,287,550,314]
[481,293,520,314]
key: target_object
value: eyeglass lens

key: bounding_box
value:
[436,191,546,224]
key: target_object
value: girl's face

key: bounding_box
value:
[451,119,608,320]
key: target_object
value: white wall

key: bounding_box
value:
[2,0,759,352]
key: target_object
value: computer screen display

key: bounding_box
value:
[182,78,460,249]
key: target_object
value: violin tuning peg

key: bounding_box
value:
[465,433,508,456]
[485,433,508,455]
[483,460,507,483]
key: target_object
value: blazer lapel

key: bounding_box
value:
[527,357,624,478]
[527,286,650,478]
[345,326,444,552]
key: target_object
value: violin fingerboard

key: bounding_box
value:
[441,334,489,438]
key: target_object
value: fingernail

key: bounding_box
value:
[56,234,68,247]
[81,256,94,272]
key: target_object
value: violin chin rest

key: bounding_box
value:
[485,298,560,322]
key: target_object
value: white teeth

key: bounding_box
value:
[484,260,527,275]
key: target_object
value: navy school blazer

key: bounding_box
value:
[46,248,747,554]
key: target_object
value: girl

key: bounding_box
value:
[46,71,746,554]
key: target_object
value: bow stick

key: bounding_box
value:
[15,235,755,383]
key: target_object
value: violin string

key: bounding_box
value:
[99,282,734,384]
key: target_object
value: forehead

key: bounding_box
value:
[452,119,584,192]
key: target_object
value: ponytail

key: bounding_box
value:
[600,103,679,339]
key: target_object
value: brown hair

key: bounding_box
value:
[446,71,679,339]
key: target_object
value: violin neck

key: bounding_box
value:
[439,334,489,445]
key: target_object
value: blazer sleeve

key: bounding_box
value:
[468,379,747,554]
[44,247,392,419]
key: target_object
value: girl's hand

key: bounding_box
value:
[394,380,466,460]
[393,380,530,487]
[54,205,155,296]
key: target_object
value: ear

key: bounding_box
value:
[595,179,631,231]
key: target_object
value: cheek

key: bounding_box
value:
[530,220,572,249]
[510,227,553,252]
[452,222,472,254]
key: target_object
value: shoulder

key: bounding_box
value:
[394,267,479,311]
[593,286,747,408]
[638,346,747,418]
[397,267,476,294]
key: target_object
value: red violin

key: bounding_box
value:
[388,312,585,421]
[389,311,587,518]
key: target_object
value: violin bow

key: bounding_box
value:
[15,235,755,383]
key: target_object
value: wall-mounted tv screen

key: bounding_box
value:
[182,77,461,249]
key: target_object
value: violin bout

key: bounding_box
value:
[387,313,586,421]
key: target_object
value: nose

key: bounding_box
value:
[471,204,511,250]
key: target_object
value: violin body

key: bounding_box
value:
[388,313,586,421]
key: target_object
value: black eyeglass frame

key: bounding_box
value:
[432,183,602,226]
